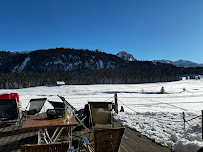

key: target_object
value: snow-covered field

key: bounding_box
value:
[1,79,203,152]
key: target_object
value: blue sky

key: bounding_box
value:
[0,0,203,63]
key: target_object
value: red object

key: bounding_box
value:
[0,94,11,99]
[10,93,19,102]
[0,93,19,102]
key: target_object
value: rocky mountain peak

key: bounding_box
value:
[116,51,136,61]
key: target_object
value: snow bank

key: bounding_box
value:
[115,111,203,152]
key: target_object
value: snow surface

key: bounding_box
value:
[1,79,203,152]
[19,57,31,72]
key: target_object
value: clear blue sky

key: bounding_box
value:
[0,0,203,63]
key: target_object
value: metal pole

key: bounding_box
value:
[114,94,118,114]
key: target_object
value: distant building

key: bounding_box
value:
[56,81,65,86]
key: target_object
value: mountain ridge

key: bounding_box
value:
[153,59,203,68]
[114,51,203,68]
[1,48,203,70]
[0,48,185,89]
[0,48,127,73]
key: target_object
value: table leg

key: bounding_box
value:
[39,129,49,144]
[45,128,53,143]
[69,127,72,147]
[38,130,41,144]
[51,127,59,139]
[53,127,64,143]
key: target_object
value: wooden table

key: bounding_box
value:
[22,115,78,146]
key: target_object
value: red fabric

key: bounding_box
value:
[0,93,19,102]
[10,93,19,102]
[0,94,11,99]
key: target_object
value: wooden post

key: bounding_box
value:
[114,94,118,114]
[183,112,186,129]
[202,110,203,139]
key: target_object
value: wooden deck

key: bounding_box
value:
[0,121,38,152]
[0,120,172,152]
[118,125,171,152]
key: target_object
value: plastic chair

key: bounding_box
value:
[0,99,21,125]
[88,101,114,129]
[23,98,47,117]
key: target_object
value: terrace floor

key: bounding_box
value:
[0,120,172,152]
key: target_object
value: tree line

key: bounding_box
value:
[0,67,182,89]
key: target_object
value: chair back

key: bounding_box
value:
[88,102,112,125]
[57,95,77,112]
[94,128,125,152]
[21,142,69,152]
[28,98,47,114]
[0,99,19,120]
[48,100,65,109]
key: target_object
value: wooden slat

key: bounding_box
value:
[21,142,69,152]
[89,144,95,152]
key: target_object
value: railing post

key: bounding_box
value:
[114,94,118,114]
[202,110,203,139]
[183,112,186,129]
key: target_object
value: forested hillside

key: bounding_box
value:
[0,48,202,89]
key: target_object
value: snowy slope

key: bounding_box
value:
[1,79,203,152]
[154,59,203,68]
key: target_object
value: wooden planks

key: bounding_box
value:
[0,121,171,152]
[21,142,69,152]
[119,125,171,152]
[21,115,78,130]
[0,122,38,152]
[71,123,171,152]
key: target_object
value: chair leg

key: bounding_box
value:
[78,137,83,152]
[12,119,21,133]
[74,115,88,130]
[12,124,16,133]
